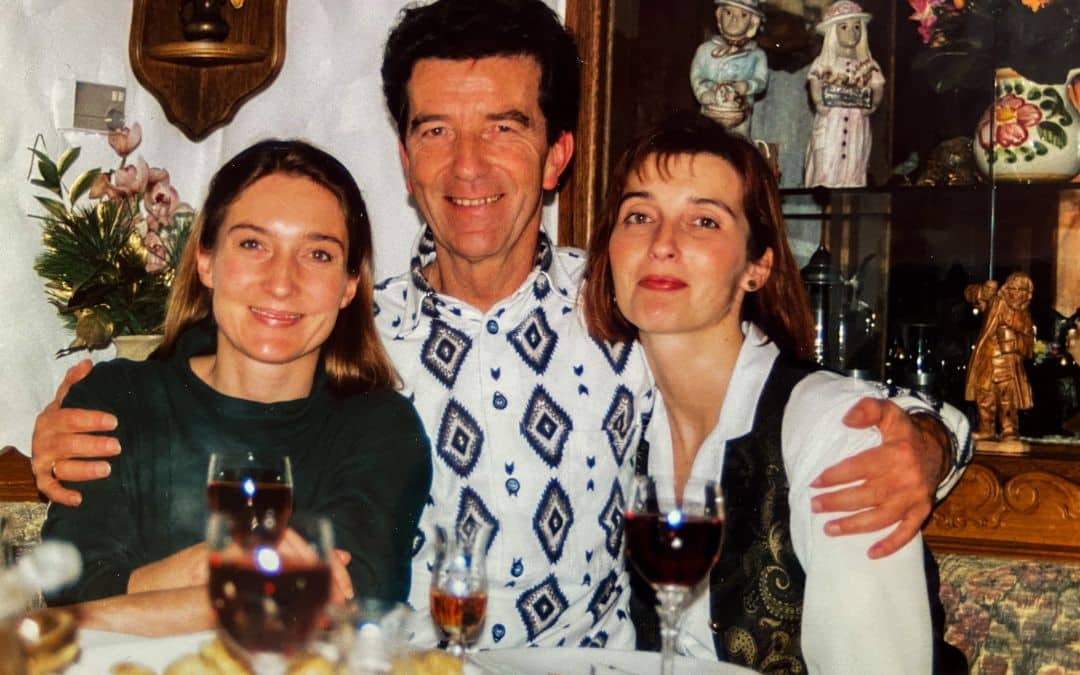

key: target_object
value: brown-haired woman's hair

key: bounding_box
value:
[160,139,399,396]
[582,112,815,361]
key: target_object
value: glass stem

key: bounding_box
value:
[446,636,465,659]
[655,585,687,675]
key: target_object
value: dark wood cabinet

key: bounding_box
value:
[561,1,1080,558]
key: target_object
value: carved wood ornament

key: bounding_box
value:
[129,0,287,141]
[925,461,1080,562]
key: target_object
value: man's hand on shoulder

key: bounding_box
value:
[810,397,949,559]
[31,360,119,506]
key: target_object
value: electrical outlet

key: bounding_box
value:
[73,81,126,132]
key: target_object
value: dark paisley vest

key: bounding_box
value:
[709,358,812,673]
[630,358,965,673]
[631,357,814,673]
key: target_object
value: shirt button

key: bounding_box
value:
[486,320,499,334]
[493,392,508,409]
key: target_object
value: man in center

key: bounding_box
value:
[374,0,967,649]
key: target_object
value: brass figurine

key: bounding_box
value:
[964,273,1035,442]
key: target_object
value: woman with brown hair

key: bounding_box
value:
[583,113,933,673]
[42,140,431,635]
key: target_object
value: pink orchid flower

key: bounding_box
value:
[112,156,150,195]
[142,229,169,274]
[108,123,142,158]
[148,166,169,185]
[977,93,1043,149]
[908,0,944,44]
[143,174,191,231]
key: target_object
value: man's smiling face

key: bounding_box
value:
[397,55,571,277]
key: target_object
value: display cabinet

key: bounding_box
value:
[561,0,1080,559]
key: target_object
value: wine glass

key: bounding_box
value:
[207,450,293,544]
[207,512,334,674]
[429,525,488,659]
[344,599,414,674]
[625,475,725,675]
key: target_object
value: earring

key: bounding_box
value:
[747,280,758,291]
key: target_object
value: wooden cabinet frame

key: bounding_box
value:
[559,0,613,249]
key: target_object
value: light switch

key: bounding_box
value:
[72,81,126,132]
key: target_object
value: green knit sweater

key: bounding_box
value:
[43,325,431,605]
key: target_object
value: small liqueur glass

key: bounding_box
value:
[428,525,488,659]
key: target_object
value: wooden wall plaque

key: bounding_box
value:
[129,0,287,141]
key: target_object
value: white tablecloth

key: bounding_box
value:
[71,630,217,673]
[71,630,754,674]
[472,647,753,675]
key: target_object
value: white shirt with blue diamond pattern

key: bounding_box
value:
[374,229,653,650]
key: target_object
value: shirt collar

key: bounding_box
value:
[398,226,563,333]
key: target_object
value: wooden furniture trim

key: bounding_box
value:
[925,452,1080,563]
[0,447,45,504]
[559,0,612,249]
[146,41,268,65]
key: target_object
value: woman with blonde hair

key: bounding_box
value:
[43,140,431,635]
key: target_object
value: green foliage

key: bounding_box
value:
[28,144,192,340]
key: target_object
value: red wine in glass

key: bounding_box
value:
[207,453,293,544]
[625,475,725,675]
[624,511,724,587]
[207,479,293,543]
[429,588,488,645]
[207,512,335,674]
[209,557,330,655]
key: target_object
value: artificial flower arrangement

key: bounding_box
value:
[29,124,193,354]
[908,0,1079,93]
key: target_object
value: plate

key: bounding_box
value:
[69,631,216,673]
[71,631,491,674]
[471,648,752,675]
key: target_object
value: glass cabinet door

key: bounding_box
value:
[562,0,1080,440]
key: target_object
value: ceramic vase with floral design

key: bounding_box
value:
[974,68,1080,182]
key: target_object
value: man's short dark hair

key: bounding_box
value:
[381,0,581,146]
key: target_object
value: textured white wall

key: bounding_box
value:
[0,0,564,452]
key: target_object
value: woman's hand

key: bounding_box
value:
[128,543,209,594]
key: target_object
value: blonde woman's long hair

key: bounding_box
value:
[160,140,399,397]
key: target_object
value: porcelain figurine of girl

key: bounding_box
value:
[690,0,768,137]
[803,0,884,187]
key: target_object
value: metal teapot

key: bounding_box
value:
[800,244,877,373]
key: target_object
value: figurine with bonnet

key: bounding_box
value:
[803,0,884,187]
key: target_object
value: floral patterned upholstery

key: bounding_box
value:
[937,553,1080,674]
